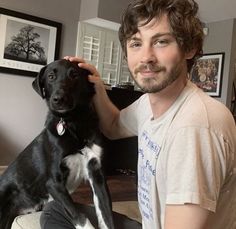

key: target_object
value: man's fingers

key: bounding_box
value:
[63,56,86,63]
[64,56,101,79]
[78,62,99,77]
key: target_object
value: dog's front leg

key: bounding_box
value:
[46,178,95,229]
[83,144,115,229]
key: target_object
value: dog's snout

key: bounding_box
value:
[53,93,64,104]
[52,89,66,105]
[50,88,74,113]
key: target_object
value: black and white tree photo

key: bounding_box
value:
[4,20,50,65]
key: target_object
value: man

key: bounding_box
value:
[13,0,236,228]
[66,0,236,228]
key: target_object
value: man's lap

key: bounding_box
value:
[11,201,142,229]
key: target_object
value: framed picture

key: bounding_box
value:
[190,53,224,97]
[0,7,62,77]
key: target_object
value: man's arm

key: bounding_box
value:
[165,204,211,229]
[64,56,133,139]
[87,71,133,139]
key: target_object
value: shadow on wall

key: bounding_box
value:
[0,129,19,165]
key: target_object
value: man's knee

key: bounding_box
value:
[40,201,75,229]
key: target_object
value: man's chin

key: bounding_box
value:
[135,74,180,93]
[134,78,161,93]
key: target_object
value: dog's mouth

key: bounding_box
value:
[49,92,76,116]
[49,100,76,116]
[50,106,75,115]
[54,109,71,114]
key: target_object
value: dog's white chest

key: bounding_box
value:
[63,143,102,193]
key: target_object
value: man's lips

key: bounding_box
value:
[134,63,165,76]
[140,70,156,74]
[138,69,161,77]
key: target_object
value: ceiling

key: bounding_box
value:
[88,0,236,28]
[196,0,236,23]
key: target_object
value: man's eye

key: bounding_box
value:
[128,41,141,48]
[154,39,169,47]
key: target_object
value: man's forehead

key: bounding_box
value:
[137,13,169,28]
[129,18,172,39]
[134,15,171,34]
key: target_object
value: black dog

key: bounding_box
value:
[0,59,114,229]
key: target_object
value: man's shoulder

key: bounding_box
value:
[173,87,235,133]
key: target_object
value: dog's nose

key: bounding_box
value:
[52,93,64,104]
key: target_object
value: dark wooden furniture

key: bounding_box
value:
[72,87,143,205]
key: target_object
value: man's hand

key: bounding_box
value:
[64,56,103,89]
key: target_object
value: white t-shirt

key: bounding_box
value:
[120,81,236,229]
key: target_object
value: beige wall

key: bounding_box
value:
[79,0,130,23]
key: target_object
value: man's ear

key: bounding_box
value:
[185,48,197,60]
[32,66,46,98]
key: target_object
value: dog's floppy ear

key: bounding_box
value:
[32,66,46,98]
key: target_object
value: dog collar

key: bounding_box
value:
[56,118,66,136]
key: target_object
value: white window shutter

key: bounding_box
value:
[101,30,121,85]
[77,22,103,73]
[76,22,132,87]
[119,58,134,84]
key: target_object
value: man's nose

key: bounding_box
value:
[140,46,157,64]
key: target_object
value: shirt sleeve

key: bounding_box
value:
[120,103,139,135]
[164,126,227,212]
[120,94,151,136]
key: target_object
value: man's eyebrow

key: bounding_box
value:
[152,32,173,38]
[128,32,174,42]
[127,37,140,42]
[149,32,174,41]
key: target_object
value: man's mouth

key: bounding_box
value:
[134,63,165,76]
[140,70,157,75]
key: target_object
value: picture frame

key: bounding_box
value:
[0,7,62,77]
[190,52,224,97]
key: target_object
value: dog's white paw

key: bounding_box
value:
[75,218,95,229]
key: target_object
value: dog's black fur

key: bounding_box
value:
[0,59,114,229]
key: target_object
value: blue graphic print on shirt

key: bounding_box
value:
[138,130,161,221]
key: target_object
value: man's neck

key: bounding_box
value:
[148,77,188,119]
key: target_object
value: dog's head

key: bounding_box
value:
[32,59,95,116]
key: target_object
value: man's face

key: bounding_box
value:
[126,14,190,93]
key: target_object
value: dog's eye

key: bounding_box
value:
[48,72,56,81]
[69,70,78,79]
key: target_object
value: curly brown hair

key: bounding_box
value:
[118,0,204,72]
